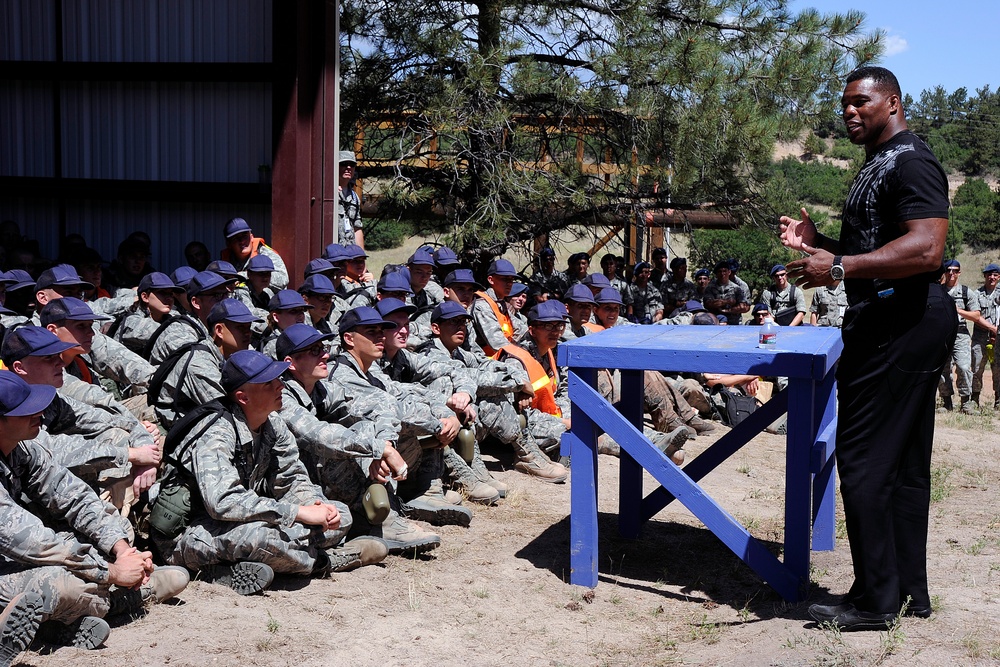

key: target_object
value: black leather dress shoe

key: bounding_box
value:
[808,602,855,623]
[903,605,932,618]
[829,607,897,631]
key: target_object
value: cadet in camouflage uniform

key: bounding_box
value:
[938,260,982,414]
[1,327,161,502]
[232,254,277,325]
[809,281,849,327]
[330,307,472,526]
[299,273,342,337]
[761,264,807,326]
[255,289,313,358]
[505,282,529,341]
[420,301,568,483]
[471,259,521,355]
[112,272,185,355]
[661,258,698,315]
[338,245,378,309]
[219,217,289,291]
[275,324,441,554]
[649,248,672,294]
[376,299,501,505]
[35,264,136,319]
[151,298,259,428]
[599,253,629,298]
[0,370,188,651]
[40,297,155,421]
[527,247,565,301]
[704,261,748,325]
[624,261,664,323]
[147,270,236,366]
[971,263,1000,408]
[407,248,445,314]
[154,350,386,589]
[336,152,364,247]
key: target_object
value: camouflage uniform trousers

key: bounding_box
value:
[598,369,697,431]
[971,332,999,397]
[476,395,566,455]
[0,562,109,624]
[672,377,712,417]
[160,501,352,576]
[939,331,973,400]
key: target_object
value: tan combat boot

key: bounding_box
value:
[512,429,569,483]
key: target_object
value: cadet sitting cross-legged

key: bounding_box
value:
[0,371,188,658]
[151,350,388,596]
[276,323,441,554]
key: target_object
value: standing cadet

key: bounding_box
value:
[337,152,364,247]
[937,259,982,414]
[971,263,1000,408]
[809,281,849,327]
[761,264,807,326]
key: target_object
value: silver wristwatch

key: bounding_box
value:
[830,255,845,282]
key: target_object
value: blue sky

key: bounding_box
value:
[790,0,999,97]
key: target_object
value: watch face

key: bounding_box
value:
[831,265,845,281]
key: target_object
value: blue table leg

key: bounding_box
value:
[567,368,600,587]
[784,377,816,598]
[811,370,838,551]
[618,369,644,539]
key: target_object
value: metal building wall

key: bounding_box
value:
[0,0,275,272]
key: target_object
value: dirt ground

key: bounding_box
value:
[15,378,1000,667]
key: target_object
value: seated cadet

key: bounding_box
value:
[0,371,188,657]
[761,264,806,326]
[527,246,563,301]
[146,270,237,366]
[71,247,137,318]
[430,274,570,481]
[417,301,567,485]
[704,260,748,325]
[35,263,136,320]
[205,260,242,285]
[39,297,156,421]
[1,326,161,502]
[299,274,339,335]
[625,261,664,323]
[593,286,632,329]
[692,268,711,304]
[599,253,629,299]
[431,246,461,285]
[149,298,258,428]
[315,247,353,326]
[505,282,529,341]
[561,284,600,341]
[169,266,197,312]
[376,270,414,303]
[562,252,591,292]
[375,299,499,505]
[276,324,441,554]
[256,289,313,358]
[219,217,289,290]
[112,272,185,355]
[152,351,386,594]
[407,248,444,313]
[662,257,697,315]
[470,259,521,356]
[338,245,377,309]
[233,254,276,318]
[330,307,472,526]
[183,241,211,273]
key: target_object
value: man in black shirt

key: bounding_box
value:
[781,66,957,631]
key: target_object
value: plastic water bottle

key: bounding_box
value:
[758,316,778,349]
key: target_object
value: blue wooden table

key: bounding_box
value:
[557,325,843,601]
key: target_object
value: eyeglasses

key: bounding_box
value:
[297,344,330,358]
[774,272,787,278]
[533,321,566,332]
[946,269,960,274]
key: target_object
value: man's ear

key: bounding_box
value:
[45,323,59,334]
[10,360,27,377]
[341,331,355,349]
[430,322,442,336]
[35,291,48,306]
[233,387,250,408]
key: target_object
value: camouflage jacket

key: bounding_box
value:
[378,347,479,401]
[170,404,324,527]
[147,313,210,365]
[152,341,226,428]
[278,376,387,462]
[810,282,849,328]
[0,436,130,584]
[65,332,154,396]
[416,337,527,398]
[329,353,443,441]
[228,243,290,291]
[471,289,513,353]
[112,308,160,355]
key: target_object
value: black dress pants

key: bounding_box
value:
[835,282,957,614]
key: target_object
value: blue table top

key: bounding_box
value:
[557,325,843,380]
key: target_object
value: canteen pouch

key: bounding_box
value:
[148,479,193,538]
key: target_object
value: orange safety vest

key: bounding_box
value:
[221,237,267,265]
[474,291,515,357]
[497,344,562,418]
[582,322,605,333]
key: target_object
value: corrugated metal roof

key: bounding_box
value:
[0,81,55,177]
[0,0,57,60]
